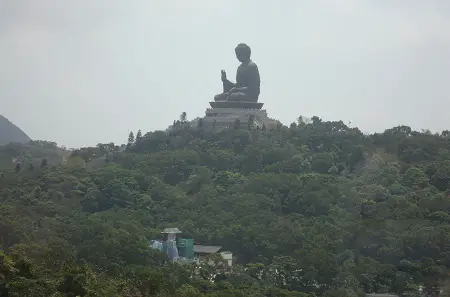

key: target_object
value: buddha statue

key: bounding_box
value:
[214,43,261,103]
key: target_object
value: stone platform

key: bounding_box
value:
[209,101,264,109]
[200,101,278,129]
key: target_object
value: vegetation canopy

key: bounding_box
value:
[0,115,449,297]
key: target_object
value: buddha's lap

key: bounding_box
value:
[227,92,247,101]
[214,92,257,102]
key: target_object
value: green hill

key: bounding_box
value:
[0,115,31,146]
[0,140,70,171]
[0,116,449,297]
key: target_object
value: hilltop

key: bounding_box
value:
[0,115,449,297]
[0,115,31,146]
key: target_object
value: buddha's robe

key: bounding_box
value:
[214,60,260,102]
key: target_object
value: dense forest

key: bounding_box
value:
[0,115,449,297]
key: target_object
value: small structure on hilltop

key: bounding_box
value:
[149,228,232,266]
[199,43,278,130]
[162,227,182,241]
[194,245,233,267]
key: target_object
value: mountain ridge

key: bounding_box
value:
[0,114,31,146]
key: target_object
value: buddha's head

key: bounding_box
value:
[235,43,251,62]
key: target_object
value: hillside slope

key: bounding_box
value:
[0,114,31,146]
[0,116,449,297]
[0,140,70,170]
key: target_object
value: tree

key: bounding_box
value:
[180,112,187,123]
[40,158,48,168]
[297,115,311,126]
[136,130,143,145]
[430,160,450,191]
[311,153,334,173]
[402,166,429,188]
[127,131,135,150]
[66,155,86,169]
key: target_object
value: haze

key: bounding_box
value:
[1,0,449,148]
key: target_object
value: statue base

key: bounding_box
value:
[209,101,264,110]
[200,103,279,129]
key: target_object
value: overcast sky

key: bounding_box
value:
[1,0,449,148]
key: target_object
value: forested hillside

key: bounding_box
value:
[0,115,31,146]
[0,116,449,297]
[0,140,70,170]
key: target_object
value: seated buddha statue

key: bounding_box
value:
[214,43,261,103]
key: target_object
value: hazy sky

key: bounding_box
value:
[1,0,449,148]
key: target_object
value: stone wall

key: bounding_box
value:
[202,107,278,129]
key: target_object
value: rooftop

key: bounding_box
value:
[194,245,222,254]
[161,228,182,234]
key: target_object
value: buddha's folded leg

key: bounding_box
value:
[214,93,228,101]
[223,80,234,93]
[214,80,235,101]
[227,92,248,102]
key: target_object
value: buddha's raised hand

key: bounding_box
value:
[221,70,227,81]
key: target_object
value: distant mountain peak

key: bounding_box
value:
[0,115,31,146]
